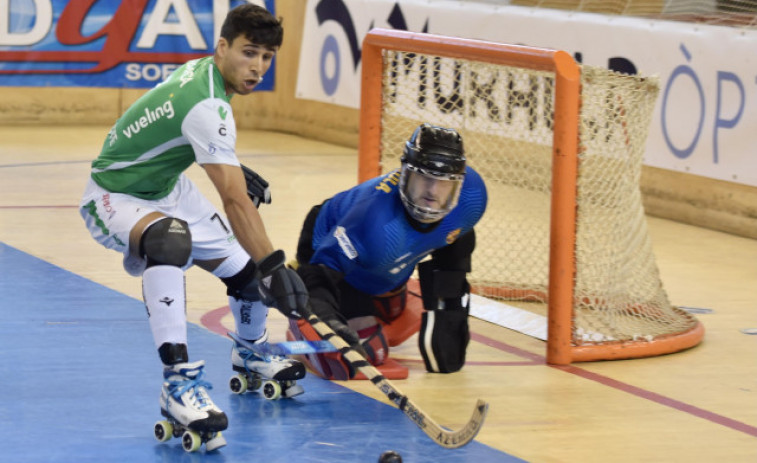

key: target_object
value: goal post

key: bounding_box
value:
[358,28,704,365]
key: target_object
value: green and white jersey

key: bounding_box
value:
[91,56,239,200]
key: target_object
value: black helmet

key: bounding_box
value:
[399,124,466,223]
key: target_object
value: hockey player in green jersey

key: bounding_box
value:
[79,4,307,452]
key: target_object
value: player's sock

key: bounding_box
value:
[228,296,268,342]
[143,265,187,348]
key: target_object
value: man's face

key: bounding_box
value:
[215,35,277,96]
[405,170,456,211]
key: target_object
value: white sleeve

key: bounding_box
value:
[181,98,240,166]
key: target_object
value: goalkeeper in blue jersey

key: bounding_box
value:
[289,124,488,380]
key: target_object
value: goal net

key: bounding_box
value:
[358,29,704,365]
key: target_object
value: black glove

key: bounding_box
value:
[241,164,271,208]
[257,250,307,319]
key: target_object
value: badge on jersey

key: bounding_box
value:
[446,228,462,244]
[334,226,358,260]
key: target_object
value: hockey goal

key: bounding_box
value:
[358,29,704,365]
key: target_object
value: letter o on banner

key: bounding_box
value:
[319,34,341,96]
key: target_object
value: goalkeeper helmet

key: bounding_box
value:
[399,124,466,223]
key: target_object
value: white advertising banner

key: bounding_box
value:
[296,0,757,186]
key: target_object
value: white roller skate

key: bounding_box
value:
[228,330,306,400]
[153,360,228,452]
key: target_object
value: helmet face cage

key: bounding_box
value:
[399,124,466,223]
[399,165,464,223]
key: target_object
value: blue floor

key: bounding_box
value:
[0,242,520,462]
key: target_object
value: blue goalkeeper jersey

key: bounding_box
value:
[309,166,487,295]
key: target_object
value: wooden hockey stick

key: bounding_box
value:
[303,311,489,449]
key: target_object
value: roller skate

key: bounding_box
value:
[228,330,306,400]
[153,361,228,452]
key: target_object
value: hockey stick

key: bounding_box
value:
[303,310,489,449]
[227,331,337,356]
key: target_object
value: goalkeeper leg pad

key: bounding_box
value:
[287,318,354,381]
[372,285,407,323]
[356,324,389,366]
[419,309,470,373]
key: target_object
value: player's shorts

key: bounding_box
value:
[80,174,244,276]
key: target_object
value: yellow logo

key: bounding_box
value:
[375,170,401,193]
[446,228,461,244]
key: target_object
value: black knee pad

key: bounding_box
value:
[141,217,192,268]
[222,260,261,301]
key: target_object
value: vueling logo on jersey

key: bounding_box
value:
[122,100,175,139]
[375,170,401,193]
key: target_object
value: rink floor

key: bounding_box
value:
[0,243,517,462]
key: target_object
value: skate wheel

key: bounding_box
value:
[262,380,282,400]
[229,374,248,394]
[206,432,227,451]
[153,420,173,442]
[182,430,202,452]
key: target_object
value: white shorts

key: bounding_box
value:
[80,174,245,276]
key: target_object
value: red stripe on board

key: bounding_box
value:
[553,364,757,438]
[470,332,545,364]
[469,332,757,438]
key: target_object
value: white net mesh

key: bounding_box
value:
[375,50,699,347]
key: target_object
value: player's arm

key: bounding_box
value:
[204,162,273,261]
[203,162,307,319]
[417,229,476,373]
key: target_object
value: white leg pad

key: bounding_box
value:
[143,265,187,348]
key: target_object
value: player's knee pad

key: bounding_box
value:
[141,217,192,268]
[372,285,407,323]
[221,260,261,301]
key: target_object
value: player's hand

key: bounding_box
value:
[241,164,271,208]
[257,250,307,319]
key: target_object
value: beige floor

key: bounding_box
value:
[1,126,755,462]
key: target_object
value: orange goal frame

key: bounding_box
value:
[357,28,703,365]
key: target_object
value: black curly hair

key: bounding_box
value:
[220,4,283,48]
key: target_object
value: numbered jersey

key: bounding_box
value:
[309,167,488,295]
[90,56,239,200]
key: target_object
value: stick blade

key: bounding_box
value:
[433,399,489,449]
[266,340,337,356]
[227,331,337,356]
